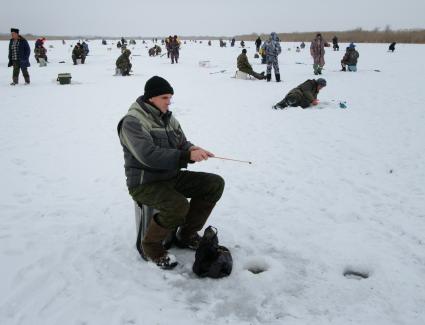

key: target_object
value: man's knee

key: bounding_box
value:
[204,174,225,202]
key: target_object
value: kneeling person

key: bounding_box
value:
[341,43,359,72]
[273,78,327,109]
[237,49,265,80]
[116,49,132,76]
[117,76,225,270]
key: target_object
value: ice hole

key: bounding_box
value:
[244,258,269,274]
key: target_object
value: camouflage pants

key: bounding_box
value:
[129,171,225,230]
[313,64,323,75]
[171,51,179,64]
[12,61,30,84]
[266,56,279,74]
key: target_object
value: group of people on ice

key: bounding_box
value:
[165,35,181,64]
[5,26,401,277]
[235,32,364,109]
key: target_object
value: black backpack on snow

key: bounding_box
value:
[192,226,233,278]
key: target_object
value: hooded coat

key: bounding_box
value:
[261,32,281,58]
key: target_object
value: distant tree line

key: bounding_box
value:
[237,28,425,44]
[1,28,425,43]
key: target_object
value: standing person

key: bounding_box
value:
[332,36,339,51]
[82,41,89,56]
[388,42,396,52]
[255,36,262,52]
[341,43,359,71]
[117,76,225,269]
[258,46,266,64]
[240,40,245,48]
[261,32,282,82]
[116,49,132,76]
[300,41,305,49]
[165,36,172,58]
[310,33,327,75]
[237,49,265,80]
[231,38,235,47]
[8,28,31,85]
[170,35,180,64]
[273,78,327,109]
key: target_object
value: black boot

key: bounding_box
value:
[272,100,287,110]
[266,74,271,82]
[275,73,281,82]
[175,200,216,250]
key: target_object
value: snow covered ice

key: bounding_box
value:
[1,39,425,325]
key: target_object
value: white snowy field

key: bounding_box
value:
[0,39,424,325]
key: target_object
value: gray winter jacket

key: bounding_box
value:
[117,97,194,189]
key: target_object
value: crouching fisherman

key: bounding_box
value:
[117,76,225,269]
[341,43,359,72]
[116,49,132,76]
[34,42,48,64]
[273,78,327,109]
[72,42,86,65]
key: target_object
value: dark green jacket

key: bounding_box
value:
[117,97,194,189]
[237,53,252,72]
[288,79,319,103]
[342,48,359,65]
[72,46,85,58]
[116,52,131,70]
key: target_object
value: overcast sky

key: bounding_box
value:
[2,0,424,37]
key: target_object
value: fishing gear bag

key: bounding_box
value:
[193,226,233,278]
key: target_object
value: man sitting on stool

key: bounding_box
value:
[237,49,265,80]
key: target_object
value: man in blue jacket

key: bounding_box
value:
[8,28,31,85]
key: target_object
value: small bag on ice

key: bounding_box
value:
[192,226,232,278]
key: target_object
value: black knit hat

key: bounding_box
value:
[144,76,174,99]
[11,28,19,34]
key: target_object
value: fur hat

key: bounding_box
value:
[242,49,247,54]
[144,76,174,99]
[11,28,19,34]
